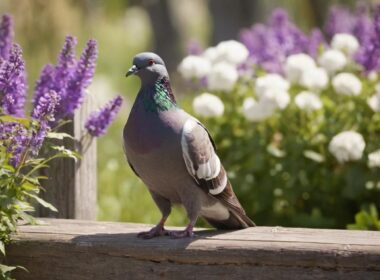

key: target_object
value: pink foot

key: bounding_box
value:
[168,225,194,239]
[137,225,168,239]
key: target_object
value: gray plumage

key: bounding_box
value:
[123,52,255,238]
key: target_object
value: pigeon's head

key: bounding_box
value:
[126,52,168,83]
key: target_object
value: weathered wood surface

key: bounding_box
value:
[4,219,380,280]
[36,94,97,220]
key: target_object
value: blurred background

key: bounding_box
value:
[0,0,378,228]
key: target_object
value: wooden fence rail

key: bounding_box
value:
[4,218,380,280]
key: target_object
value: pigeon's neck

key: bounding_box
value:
[138,77,177,113]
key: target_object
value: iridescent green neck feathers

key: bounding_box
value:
[141,78,177,113]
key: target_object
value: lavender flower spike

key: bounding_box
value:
[85,95,123,137]
[60,39,98,118]
[0,14,14,60]
[0,44,27,116]
[32,64,55,107]
[54,35,77,93]
[0,121,29,168]
[32,90,60,122]
[356,6,380,73]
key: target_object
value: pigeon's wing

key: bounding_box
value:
[181,118,255,227]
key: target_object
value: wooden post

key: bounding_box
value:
[36,94,97,220]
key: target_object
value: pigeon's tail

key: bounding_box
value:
[203,210,255,230]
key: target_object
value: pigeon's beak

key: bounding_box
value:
[126,65,139,77]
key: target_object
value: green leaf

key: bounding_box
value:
[0,264,17,274]
[303,150,325,163]
[25,193,57,212]
[0,240,5,256]
[51,146,80,161]
[46,132,74,140]
[0,115,30,128]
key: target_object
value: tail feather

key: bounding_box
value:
[203,210,255,230]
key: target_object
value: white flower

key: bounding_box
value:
[331,33,360,56]
[255,74,290,98]
[318,49,347,74]
[368,71,378,82]
[332,72,362,96]
[328,131,365,163]
[368,93,380,112]
[207,62,238,91]
[178,55,211,80]
[192,93,224,117]
[242,97,275,122]
[294,91,323,112]
[260,88,290,110]
[203,47,219,63]
[284,53,316,84]
[215,40,249,65]
[368,150,380,168]
[300,67,329,91]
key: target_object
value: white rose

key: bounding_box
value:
[367,93,380,112]
[260,88,290,110]
[331,33,360,57]
[192,93,224,117]
[255,74,290,98]
[242,97,275,122]
[178,55,211,80]
[328,131,365,163]
[300,67,329,91]
[294,91,323,112]
[318,49,347,74]
[332,72,362,96]
[284,53,316,84]
[368,149,380,168]
[215,40,249,65]
[207,62,238,91]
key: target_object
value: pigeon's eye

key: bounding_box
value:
[148,59,155,66]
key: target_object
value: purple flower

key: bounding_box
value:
[0,44,27,116]
[33,64,55,108]
[0,14,14,61]
[53,35,77,94]
[0,121,29,167]
[355,6,380,73]
[239,9,317,73]
[85,95,123,137]
[353,5,374,45]
[29,120,49,156]
[307,28,325,58]
[32,90,60,122]
[187,40,203,55]
[56,39,97,119]
[324,6,355,40]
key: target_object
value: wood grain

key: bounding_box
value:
[36,94,97,220]
[4,219,380,279]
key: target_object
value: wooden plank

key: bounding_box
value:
[4,219,380,279]
[36,94,97,220]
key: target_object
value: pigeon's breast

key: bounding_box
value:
[123,108,191,201]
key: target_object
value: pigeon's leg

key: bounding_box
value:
[137,191,171,239]
[167,192,200,239]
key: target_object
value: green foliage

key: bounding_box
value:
[183,73,380,230]
[347,204,380,230]
[0,118,78,279]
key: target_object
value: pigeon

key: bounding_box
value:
[123,52,255,238]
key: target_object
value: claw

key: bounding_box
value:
[137,225,167,239]
[167,224,194,239]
